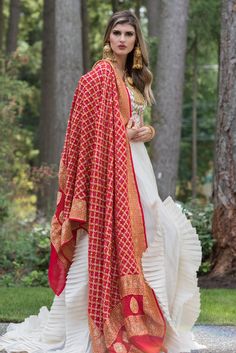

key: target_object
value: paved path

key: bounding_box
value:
[0,324,236,352]
[192,325,236,353]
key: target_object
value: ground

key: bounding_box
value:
[199,272,236,289]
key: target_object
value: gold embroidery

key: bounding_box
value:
[104,303,123,347]
[69,198,87,222]
[130,296,139,314]
[124,315,148,336]
[58,160,67,192]
[124,76,145,106]
[114,342,127,353]
[88,316,107,353]
[101,59,130,126]
[59,210,64,224]
[50,215,62,251]
[61,219,73,244]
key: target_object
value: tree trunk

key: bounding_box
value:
[0,0,4,51]
[191,41,198,200]
[81,0,90,73]
[39,0,83,215]
[111,0,119,13]
[38,0,56,214]
[6,0,20,54]
[211,0,236,276]
[146,0,161,157]
[146,0,161,38]
[135,0,141,19]
[150,0,189,200]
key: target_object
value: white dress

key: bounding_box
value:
[0,86,204,353]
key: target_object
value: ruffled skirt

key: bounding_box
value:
[0,142,204,353]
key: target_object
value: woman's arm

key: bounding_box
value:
[128,125,155,142]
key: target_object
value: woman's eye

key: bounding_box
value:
[113,31,121,36]
[126,32,134,36]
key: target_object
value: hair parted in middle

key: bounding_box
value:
[103,10,155,105]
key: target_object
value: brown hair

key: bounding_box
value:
[103,10,155,105]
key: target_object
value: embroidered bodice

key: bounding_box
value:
[125,82,146,129]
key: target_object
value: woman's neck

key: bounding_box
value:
[113,54,127,71]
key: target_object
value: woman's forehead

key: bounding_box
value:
[112,23,135,32]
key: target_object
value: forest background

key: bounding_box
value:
[0,0,235,289]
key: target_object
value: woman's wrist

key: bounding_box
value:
[146,125,156,141]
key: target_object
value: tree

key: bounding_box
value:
[0,0,4,50]
[81,0,90,73]
[212,0,236,276]
[178,0,220,201]
[39,0,83,214]
[146,0,160,38]
[111,0,119,13]
[150,0,190,200]
[146,0,161,161]
[6,0,21,54]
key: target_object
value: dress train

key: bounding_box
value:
[0,142,204,353]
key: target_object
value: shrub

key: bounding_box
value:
[0,220,50,287]
[181,201,215,274]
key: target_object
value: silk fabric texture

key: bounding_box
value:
[48,60,166,353]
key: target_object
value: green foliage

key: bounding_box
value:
[0,220,50,287]
[178,0,221,199]
[0,195,9,222]
[0,52,39,220]
[182,202,215,274]
[22,270,48,287]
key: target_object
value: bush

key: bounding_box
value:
[0,220,50,287]
[182,201,215,274]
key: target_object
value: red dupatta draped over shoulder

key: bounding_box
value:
[48,59,166,353]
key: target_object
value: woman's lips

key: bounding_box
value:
[118,45,126,49]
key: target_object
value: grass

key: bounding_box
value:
[197,288,236,325]
[0,287,54,322]
[0,287,235,325]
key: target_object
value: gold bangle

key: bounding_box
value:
[147,125,155,140]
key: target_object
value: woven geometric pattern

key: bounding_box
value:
[50,61,139,331]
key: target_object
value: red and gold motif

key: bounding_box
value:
[48,59,166,353]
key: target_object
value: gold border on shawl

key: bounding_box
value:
[89,316,108,353]
[104,303,123,347]
[58,160,67,192]
[50,215,78,264]
[91,59,165,350]
[69,198,87,222]
[93,59,130,126]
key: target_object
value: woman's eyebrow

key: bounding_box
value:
[113,29,135,33]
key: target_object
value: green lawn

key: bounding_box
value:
[197,288,236,325]
[0,287,235,325]
[0,287,54,322]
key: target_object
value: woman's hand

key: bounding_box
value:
[126,127,139,141]
[130,126,154,142]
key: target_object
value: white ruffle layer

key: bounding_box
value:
[0,142,204,353]
[142,197,204,353]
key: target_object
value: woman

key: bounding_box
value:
[0,10,203,353]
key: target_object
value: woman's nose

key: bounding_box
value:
[120,34,125,42]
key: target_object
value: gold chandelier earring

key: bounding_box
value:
[103,43,116,62]
[132,44,143,69]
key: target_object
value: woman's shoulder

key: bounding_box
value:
[80,59,115,86]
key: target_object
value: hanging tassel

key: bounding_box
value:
[132,44,143,69]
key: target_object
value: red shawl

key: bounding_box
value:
[48,59,166,353]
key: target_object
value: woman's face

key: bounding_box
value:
[109,23,136,58]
